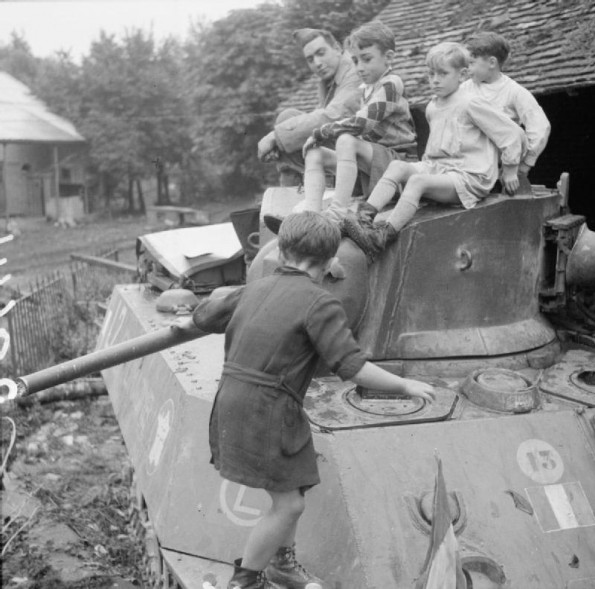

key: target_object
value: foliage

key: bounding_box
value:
[78,31,193,208]
[282,0,392,45]
[185,4,295,198]
[0,33,40,87]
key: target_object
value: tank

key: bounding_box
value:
[12,175,595,589]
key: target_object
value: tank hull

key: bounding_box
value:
[98,285,595,589]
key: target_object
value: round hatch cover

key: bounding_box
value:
[346,388,425,416]
[461,368,538,413]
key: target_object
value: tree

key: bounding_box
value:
[281,0,392,47]
[0,33,39,87]
[184,4,299,200]
[78,31,192,211]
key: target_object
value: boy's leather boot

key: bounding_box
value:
[356,201,379,227]
[228,558,280,589]
[343,217,398,263]
[266,545,327,589]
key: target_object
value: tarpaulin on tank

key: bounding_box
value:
[137,222,243,279]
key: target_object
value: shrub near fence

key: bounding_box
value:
[4,249,137,378]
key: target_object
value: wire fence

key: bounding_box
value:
[3,248,137,377]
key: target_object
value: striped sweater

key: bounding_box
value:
[312,69,417,156]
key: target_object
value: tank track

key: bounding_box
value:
[125,465,182,589]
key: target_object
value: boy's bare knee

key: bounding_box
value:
[406,173,428,190]
[272,490,305,519]
[385,160,408,180]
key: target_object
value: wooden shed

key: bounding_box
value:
[284,0,595,224]
[0,71,86,221]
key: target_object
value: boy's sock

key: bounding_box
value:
[333,158,359,208]
[386,196,419,232]
[368,176,400,211]
[303,163,326,212]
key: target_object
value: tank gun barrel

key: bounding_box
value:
[17,319,203,397]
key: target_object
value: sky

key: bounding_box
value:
[0,0,271,61]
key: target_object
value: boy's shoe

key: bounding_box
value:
[266,545,328,589]
[342,217,398,263]
[263,214,284,235]
[228,558,281,589]
[355,201,379,227]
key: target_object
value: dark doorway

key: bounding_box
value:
[534,86,595,228]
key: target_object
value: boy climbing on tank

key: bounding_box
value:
[265,21,417,233]
[190,211,435,589]
[462,31,551,185]
[343,41,526,262]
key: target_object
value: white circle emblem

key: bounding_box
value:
[516,438,564,484]
[219,480,264,527]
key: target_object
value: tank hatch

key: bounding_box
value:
[304,377,458,429]
[461,367,539,413]
[539,349,595,406]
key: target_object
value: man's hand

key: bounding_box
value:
[518,162,532,176]
[257,132,277,161]
[400,379,436,403]
[501,165,520,195]
[302,135,318,159]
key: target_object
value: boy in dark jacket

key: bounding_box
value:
[189,211,434,589]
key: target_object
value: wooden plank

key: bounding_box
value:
[70,253,136,273]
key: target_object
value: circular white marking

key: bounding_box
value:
[517,439,564,484]
[146,398,174,475]
[0,379,18,404]
[219,480,263,527]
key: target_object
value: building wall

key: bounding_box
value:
[1,143,85,217]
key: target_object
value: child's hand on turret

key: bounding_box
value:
[501,165,520,195]
[400,379,436,403]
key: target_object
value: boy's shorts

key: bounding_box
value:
[410,160,495,209]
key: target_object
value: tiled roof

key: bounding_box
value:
[284,0,595,110]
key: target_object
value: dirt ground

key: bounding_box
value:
[0,200,256,588]
[1,397,139,588]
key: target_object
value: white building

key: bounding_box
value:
[0,71,86,220]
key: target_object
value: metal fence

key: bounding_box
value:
[4,248,137,377]
[7,273,68,375]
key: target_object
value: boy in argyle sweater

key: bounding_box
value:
[305,20,418,220]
